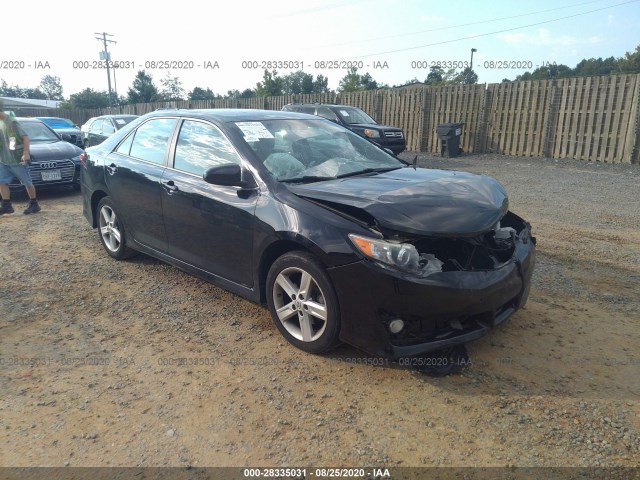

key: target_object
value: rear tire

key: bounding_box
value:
[266,251,341,354]
[96,197,137,260]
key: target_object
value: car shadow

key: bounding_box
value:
[9,185,80,201]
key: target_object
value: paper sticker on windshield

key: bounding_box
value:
[115,119,126,125]
[340,110,350,116]
[236,122,274,142]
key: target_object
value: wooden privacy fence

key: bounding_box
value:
[9,74,640,163]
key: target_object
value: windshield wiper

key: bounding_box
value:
[335,166,403,179]
[280,175,334,184]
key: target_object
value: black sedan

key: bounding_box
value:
[82,114,138,148]
[81,109,535,362]
[9,118,84,191]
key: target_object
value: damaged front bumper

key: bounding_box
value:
[327,219,536,359]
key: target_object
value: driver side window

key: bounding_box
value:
[173,120,242,176]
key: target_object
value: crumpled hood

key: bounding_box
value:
[30,141,84,162]
[288,167,509,236]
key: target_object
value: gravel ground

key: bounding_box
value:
[0,153,639,470]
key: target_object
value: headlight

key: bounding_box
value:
[72,154,82,163]
[363,128,380,138]
[349,234,420,272]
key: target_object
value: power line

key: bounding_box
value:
[339,0,640,60]
[311,0,610,50]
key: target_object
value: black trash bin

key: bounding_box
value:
[436,122,464,158]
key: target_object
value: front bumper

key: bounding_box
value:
[9,161,80,190]
[327,236,535,359]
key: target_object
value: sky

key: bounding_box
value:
[2,0,640,99]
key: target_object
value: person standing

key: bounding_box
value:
[0,112,40,214]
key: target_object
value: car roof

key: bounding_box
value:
[97,114,139,119]
[144,108,320,122]
[35,116,70,120]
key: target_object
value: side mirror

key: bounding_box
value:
[383,148,396,156]
[61,133,72,142]
[203,164,256,189]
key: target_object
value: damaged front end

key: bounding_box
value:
[350,211,533,278]
[328,210,536,359]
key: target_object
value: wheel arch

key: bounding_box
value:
[257,239,318,305]
[90,190,108,227]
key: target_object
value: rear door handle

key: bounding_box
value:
[105,163,117,175]
[162,180,179,193]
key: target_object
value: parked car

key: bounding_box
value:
[82,114,138,148]
[81,109,535,364]
[282,103,406,155]
[8,118,83,191]
[36,117,84,148]
[80,116,97,136]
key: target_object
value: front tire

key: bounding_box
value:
[97,197,136,260]
[266,251,341,354]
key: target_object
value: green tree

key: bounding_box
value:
[425,66,444,85]
[60,88,110,109]
[573,57,619,76]
[619,45,640,73]
[127,70,160,103]
[338,67,380,92]
[39,75,64,100]
[338,67,361,92]
[189,87,217,100]
[516,64,572,81]
[312,74,330,93]
[460,67,478,85]
[0,80,46,99]
[160,72,185,101]
[255,70,284,96]
[21,88,47,99]
[282,70,313,94]
[360,72,379,90]
[442,68,462,84]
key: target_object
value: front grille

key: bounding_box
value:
[28,159,76,185]
[384,131,403,138]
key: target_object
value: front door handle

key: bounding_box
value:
[105,163,117,175]
[162,180,179,193]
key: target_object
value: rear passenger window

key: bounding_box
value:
[102,121,115,134]
[91,119,104,132]
[128,118,177,165]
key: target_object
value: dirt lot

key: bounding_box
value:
[1,153,639,469]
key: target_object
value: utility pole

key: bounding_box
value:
[470,48,477,70]
[95,32,116,106]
